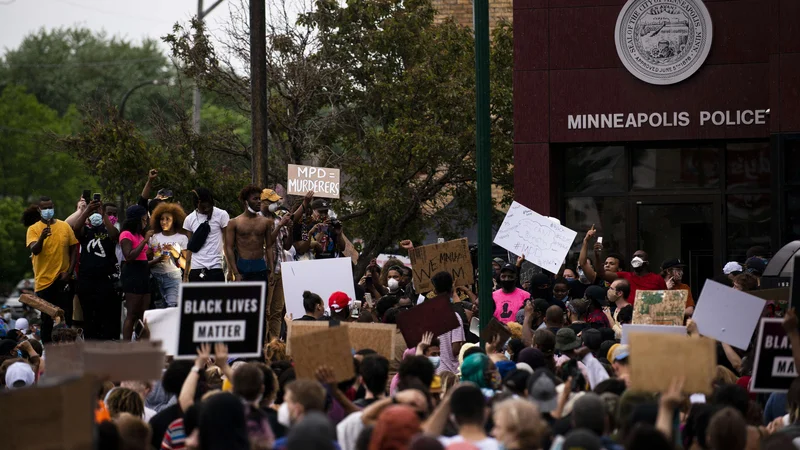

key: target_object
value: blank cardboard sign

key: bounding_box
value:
[628,332,716,395]
[346,322,397,360]
[292,325,355,383]
[45,341,165,382]
[286,320,330,356]
[396,295,460,348]
[693,279,766,350]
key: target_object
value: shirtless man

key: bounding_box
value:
[225,185,273,282]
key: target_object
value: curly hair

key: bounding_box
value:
[379,259,406,287]
[238,184,263,204]
[106,387,144,419]
[149,202,188,234]
[266,339,288,362]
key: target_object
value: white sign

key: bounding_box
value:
[143,307,180,355]
[693,279,766,350]
[614,0,713,85]
[621,324,687,345]
[281,258,356,319]
[493,201,577,274]
[287,164,340,199]
[568,110,768,130]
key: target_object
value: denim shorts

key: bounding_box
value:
[152,271,182,307]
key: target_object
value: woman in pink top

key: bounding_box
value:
[120,205,154,340]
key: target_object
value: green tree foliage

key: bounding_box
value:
[0,198,29,293]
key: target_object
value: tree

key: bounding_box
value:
[0,198,29,293]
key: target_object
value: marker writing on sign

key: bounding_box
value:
[184,299,259,314]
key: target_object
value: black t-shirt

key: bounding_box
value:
[149,403,182,450]
[78,226,117,276]
[262,407,287,439]
[569,322,590,335]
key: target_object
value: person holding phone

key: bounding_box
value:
[120,205,154,340]
[149,203,189,308]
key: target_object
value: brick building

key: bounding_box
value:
[433,0,513,29]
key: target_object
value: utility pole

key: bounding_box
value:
[193,0,225,134]
[473,0,492,347]
[250,0,268,187]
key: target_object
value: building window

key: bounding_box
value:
[726,142,770,190]
[564,196,627,261]
[564,146,626,194]
[631,146,721,190]
[727,194,771,262]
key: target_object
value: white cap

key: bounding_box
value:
[14,317,29,334]
[5,362,35,389]
[723,261,743,275]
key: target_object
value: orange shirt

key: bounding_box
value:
[676,283,694,307]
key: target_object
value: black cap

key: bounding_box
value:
[311,199,330,210]
[533,298,550,313]
[745,257,768,275]
[584,285,607,307]
[661,258,686,271]
[500,263,517,274]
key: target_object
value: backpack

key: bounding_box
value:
[187,208,213,253]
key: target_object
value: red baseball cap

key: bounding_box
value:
[329,291,352,312]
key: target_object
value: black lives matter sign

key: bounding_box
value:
[752,318,798,393]
[176,282,266,359]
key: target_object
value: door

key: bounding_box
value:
[630,196,721,300]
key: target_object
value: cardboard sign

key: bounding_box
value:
[292,325,355,383]
[287,164,341,199]
[632,290,687,326]
[45,341,165,382]
[281,258,356,319]
[176,282,266,359]
[628,332,716,394]
[0,375,96,450]
[20,293,64,319]
[396,294,460,348]
[752,318,797,392]
[621,324,687,345]
[287,321,397,360]
[693,279,766,350]
[408,238,474,293]
[480,317,512,344]
[144,307,180,355]
[494,201,577,274]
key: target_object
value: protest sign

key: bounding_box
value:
[176,282,266,359]
[144,307,180,355]
[752,318,797,392]
[494,201,577,274]
[287,164,340,199]
[45,341,165,381]
[408,239,474,293]
[396,294,460,348]
[292,325,355,383]
[693,279,766,349]
[1,375,95,450]
[281,258,356,318]
[20,293,64,319]
[480,317,512,345]
[631,290,687,326]
[621,324,687,345]
[287,321,397,360]
[628,332,716,394]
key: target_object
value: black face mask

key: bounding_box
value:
[500,279,516,292]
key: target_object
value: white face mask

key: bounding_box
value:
[3,313,10,322]
[428,356,440,369]
[387,278,400,291]
[89,213,103,227]
[268,203,279,213]
[631,256,645,269]
[277,402,291,427]
[247,205,259,214]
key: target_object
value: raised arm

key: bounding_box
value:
[292,191,314,223]
[66,198,87,229]
[578,225,598,282]
[141,169,157,201]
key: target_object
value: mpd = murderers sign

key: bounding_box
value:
[287,164,341,199]
[176,282,266,359]
[752,318,798,393]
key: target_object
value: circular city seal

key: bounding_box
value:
[614,0,713,85]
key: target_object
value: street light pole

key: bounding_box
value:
[250,0,268,187]
[119,80,163,119]
[193,0,225,134]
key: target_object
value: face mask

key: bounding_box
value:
[89,213,103,227]
[504,351,511,360]
[2,313,10,322]
[268,203,279,213]
[564,276,575,281]
[247,205,259,214]
[40,209,54,221]
[631,256,645,269]
[428,356,440,369]
[387,278,400,291]
[108,216,118,226]
[500,279,516,292]
[277,402,291,427]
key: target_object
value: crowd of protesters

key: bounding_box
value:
[2,168,799,450]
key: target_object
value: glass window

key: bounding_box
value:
[785,139,800,185]
[631,146,721,189]
[564,197,627,264]
[726,142,770,190]
[564,146,626,194]
[727,194,771,262]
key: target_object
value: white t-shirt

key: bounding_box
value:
[149,232,189,274]
[438,436,500,450]
[183,207,230,270]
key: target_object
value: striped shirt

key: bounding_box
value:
[437,312,465,375]
[161,418,185,450]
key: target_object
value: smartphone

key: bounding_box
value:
[437,238,445,244]
[133,319,144,337]
[350,300,362,318]
[82,190,91,202]
[93,193,101,202]
[597,237,604,244]
[364,293,373,307]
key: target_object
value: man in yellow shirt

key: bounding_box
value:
[26,196,78,343]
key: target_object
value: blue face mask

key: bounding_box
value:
[428,356,440,369]
[40,208,54,221]
[89,213,103,227]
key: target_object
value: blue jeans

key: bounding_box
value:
[152,271,181,307]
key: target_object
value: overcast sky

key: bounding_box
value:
[0,0,235,54]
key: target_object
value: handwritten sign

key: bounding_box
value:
[287,164,340,199]
[493,201,577,274]
[408,238,474,293]
[632,290,687,326]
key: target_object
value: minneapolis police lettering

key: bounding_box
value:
[176,282,266,359]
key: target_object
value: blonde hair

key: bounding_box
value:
[266,339,288,362]
[493,398,549,449]
[507,322,523,340]
[106,388,144,419]
[714,365,739,386]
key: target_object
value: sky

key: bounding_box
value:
[0,0,236,55]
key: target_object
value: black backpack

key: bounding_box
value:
[187,208,213,253]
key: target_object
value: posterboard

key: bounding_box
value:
[408,239,474,293]
[621,324,687,345]
[632,290,687,326]
[287,321,397,360]
[176,282,266,359]
[287,164,341,199]
[45,341,165,381]
[628,332,716,394]
[752,318,797,392]
[281,258,356,318]
[1,375,95,450]
[693,279,766,350]
[292,325,356,383]
[493,201,577,274]
[396,294,460,348]
[144,307,180,355]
